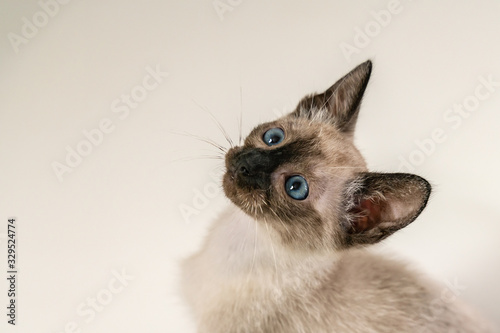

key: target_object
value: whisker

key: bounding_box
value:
[169,155,225,163]
[192,99,234,148]
[268,206,293,242]
[246,219,258,286]
[170,130,227,153]
[264,219,278,278]
[174,148,225,157]
[240,215,252,253]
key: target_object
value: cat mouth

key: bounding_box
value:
[222,147,270,216]
[222,171,268,217]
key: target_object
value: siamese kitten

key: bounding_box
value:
[182,61,493,332]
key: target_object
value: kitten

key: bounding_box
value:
[181,61,494,332]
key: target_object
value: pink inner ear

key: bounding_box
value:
[350,198,382,233]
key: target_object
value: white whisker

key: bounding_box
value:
[246,219,258,286]
[269,206,293,242]
[192,99,234,148]
[264,219,278,278]
[169,155,225,163]
[170,130,227,153]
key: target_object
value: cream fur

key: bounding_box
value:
[182,205,493,332]
[181,61,495,332]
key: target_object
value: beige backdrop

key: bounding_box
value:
[1,0,500,332]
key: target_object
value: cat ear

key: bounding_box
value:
[291,60,372,136]
[341,173,431,246]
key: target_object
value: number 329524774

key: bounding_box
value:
[7,218,16,270]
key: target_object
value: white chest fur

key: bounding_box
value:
[181,206,335,331]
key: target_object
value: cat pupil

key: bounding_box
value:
[285,175,308,200]
[263,128,285,146]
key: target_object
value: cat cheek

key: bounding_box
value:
[222,173,234,196]
[270,171,287,195]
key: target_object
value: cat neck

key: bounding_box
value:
[203,205,337,283]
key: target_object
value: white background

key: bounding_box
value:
[1,0,500,332]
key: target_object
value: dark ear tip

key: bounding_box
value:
[419,175,432,205]
[406,173,432,211]
[411,173,431,192]
[358,60,372,76]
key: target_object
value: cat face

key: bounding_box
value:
[223,61,431,252]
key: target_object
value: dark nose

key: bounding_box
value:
[235,149,266,176]
[232,148,274,189]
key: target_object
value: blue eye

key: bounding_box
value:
[285,175,309,200]
[263,128,284,146]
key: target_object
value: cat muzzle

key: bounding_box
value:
[227,148,277,190]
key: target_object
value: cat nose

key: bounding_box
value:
[235,150,264,177]
[239,165,250,176]
[231,149,275,189]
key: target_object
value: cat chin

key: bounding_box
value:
[222,171,267,219]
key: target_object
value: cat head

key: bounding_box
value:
[223,61,431,252]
